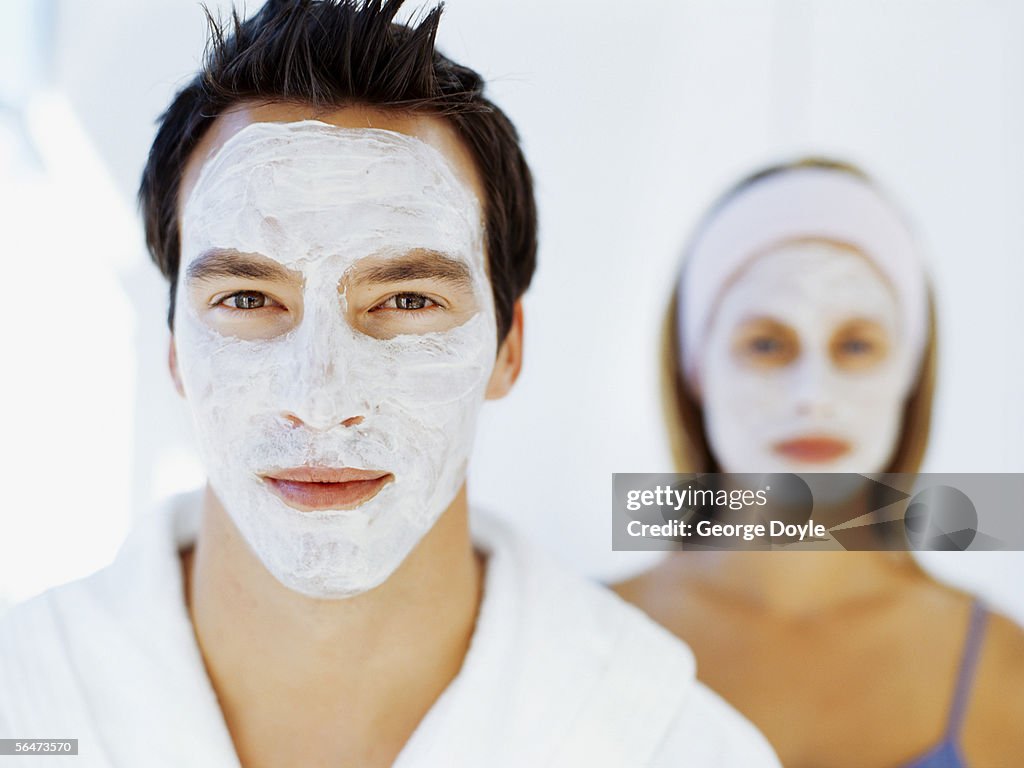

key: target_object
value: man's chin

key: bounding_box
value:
[260,537,417,600]
[272,567,396,600]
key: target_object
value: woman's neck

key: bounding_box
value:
[659,548,922,618]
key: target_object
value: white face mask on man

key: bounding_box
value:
[697,241,915,474]
[173,120,496,599]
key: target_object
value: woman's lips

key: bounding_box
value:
[772,436,851,463]
[261,467,393,511]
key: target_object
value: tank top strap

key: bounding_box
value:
[944,599,989,738]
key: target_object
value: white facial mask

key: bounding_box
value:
[678,167,928,392]
[174,120,496,598]
[699,242,914,474]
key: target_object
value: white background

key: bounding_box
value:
[1,0,1022,621]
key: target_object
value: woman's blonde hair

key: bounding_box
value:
[662,158,938,474]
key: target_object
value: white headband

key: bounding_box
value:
[677,167,929,389]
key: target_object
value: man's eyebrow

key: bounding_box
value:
[355,251,473,287]
[186,249,294,283]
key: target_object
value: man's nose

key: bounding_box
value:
[281,412,365,429]
[282,348,369,431]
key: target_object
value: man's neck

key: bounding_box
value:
[181,484,484,768]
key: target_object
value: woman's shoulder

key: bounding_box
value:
[963,606,1024,763]
[973,601,1024,655]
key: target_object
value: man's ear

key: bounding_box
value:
[485,300,524,400]
[168,334,185,398]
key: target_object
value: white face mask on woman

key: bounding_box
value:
[698,241,915,474]
[174,120,496,599]
[678,166,929,476]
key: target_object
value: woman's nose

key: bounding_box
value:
[792,355,838,419]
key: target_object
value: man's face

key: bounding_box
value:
[172,104,508,598]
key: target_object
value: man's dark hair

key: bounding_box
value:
[139,0,536,341]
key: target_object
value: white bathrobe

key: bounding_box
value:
[0,492,778,767]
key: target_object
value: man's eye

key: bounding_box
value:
[218,291,279,310]
[376,293,439,311]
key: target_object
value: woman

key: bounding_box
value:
[615,159,1024,767]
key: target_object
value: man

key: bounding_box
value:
[0,2,778,765]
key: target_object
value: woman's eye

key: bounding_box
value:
[830,322,889,370]
[732,320,799,368]
[376,293,439,311]
[840,338,872,354]
[218,291,279,310]
[750,336,782,354]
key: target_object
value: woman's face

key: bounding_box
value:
[697,240,916,473]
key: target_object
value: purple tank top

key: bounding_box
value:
[901,600,988,768]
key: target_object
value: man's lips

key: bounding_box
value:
[772,436,851,463]
[261,467,393,511]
